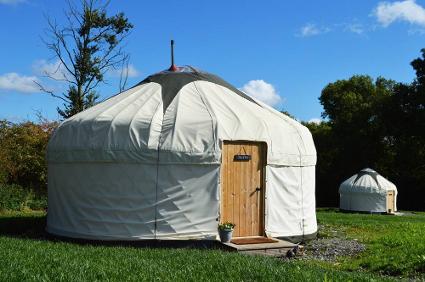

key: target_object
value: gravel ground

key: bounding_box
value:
[296,237,366,261]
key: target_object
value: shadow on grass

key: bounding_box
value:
[0,213,47,239]
[0,213,226,250]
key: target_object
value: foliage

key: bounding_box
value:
[280,110,295,119]
[0,184,47,211]
[218,222,236,230]
[303,121,340,207]
[308,49,425,210]
[319,75,395,173]
[316,209,425,279]
[0,211,393,282]
[0,184,29,211]
[39,0,133,118]
[0,119,57,191]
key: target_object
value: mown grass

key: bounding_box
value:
[0,210,392,282]
[316,209,425,279]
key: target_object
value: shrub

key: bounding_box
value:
[0,119,57,192]
[0,184,47,211]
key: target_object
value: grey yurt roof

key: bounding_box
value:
[339,168,397,194]
[139,66,258,111]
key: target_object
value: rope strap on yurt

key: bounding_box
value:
[300,159,305,241]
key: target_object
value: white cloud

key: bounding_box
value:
[0,0,25,4]
[308,118,323,124]
[32,59,71,81]
[344,23,365,34]
[123,64,139,77]
[408,27,425,34]
[34,59,140,81]
[240,80,281,107]
[374,0,425,27]
[0,73,40,93]
[298,21,368,37]
[110,64,140,78]
[298,23,331,37]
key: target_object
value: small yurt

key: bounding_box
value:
[339,168,397,213]
[46,64,317,241]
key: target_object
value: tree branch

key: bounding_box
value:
[34,80,70,103]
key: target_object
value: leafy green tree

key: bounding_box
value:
[314,55,424,210]
[37,0,133,118]
[0,120,57,191]
[280,110,295,119]
[319,75,395,175]
[379,50,425,210]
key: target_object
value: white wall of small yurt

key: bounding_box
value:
[339,168,397,213]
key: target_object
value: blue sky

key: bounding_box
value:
[0,0,425,122]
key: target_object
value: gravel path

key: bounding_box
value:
[297,237,366,261]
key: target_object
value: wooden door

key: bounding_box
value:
[387,191,395,213]
[221,141,266,237]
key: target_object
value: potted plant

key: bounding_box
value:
[218,222,235,243]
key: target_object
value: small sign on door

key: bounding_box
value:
[234,154,251,161]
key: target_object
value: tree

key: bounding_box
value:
[314,56,425,210]
[320,76,395,172]
[303,121,340,207]
[411,48,425,87]
[37,0,133,118]
[0,119,57,191]
[280,110,295,119]
[380,50,425,210]
[314,75,397,207]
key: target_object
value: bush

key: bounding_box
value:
[0,184,47,211]
[0,119,57,192]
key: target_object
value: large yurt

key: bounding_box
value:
[339,168,397,213]
[46,65,317,241]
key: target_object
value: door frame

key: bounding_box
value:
[386,191,395,213]
[219,140,267,237]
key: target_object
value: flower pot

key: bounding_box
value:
[218,228,233,243]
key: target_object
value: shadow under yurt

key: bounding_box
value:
[339,168,398,214]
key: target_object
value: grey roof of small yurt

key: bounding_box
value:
[339,168,397,194]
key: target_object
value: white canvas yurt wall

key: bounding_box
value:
[46,66,317,241]
[339,168,397,213]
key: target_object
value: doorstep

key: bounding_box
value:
[220,236,298,257]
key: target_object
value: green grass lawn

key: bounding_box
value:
[316,209,425,279]
[0,210,423,281]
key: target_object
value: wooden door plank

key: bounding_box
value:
[239,144,247,237]
[235,143,243,237]
[228,143,235,230]
[255,143,262,235]
[259,143,267,235]
[242,142,252,237]
[250,143,257,235]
